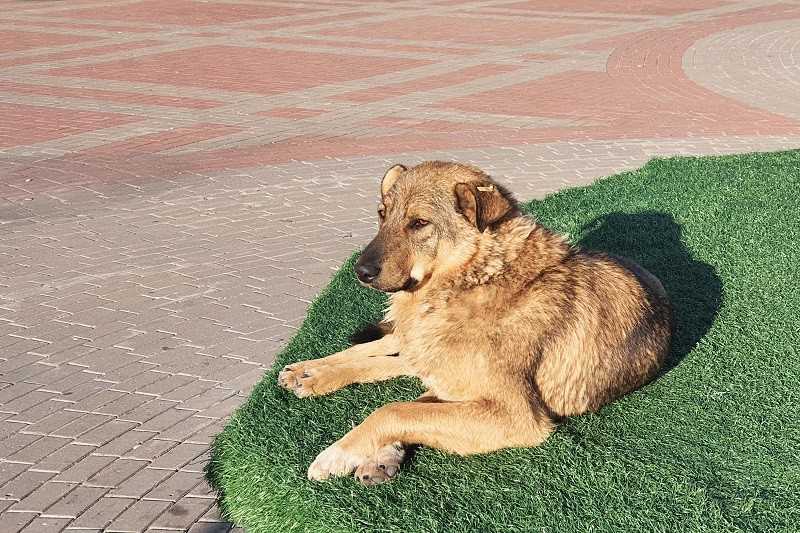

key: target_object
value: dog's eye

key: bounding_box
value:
[377,206,386,220]
[409,219,429,230]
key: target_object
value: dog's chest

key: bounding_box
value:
[389,292,493,399]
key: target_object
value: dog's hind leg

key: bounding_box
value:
[308,397,554,481]
[351,391,437,484]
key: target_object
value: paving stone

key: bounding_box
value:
[198,396,242,420]
[11,398,73,427]
[1,390,59,415]
[2,511,37,533]
[43,486,109,519]
[144,471,203,502]
[137,373,197,397]
[76,419,139,447]
[20,516,73,532]
[108,498,171,532]
[117,399,180,424]
[150,498,214,530]
[20,410,82,436]
[35,443,96,473]
[186,478,216,499]
[138,407,194,433]
[52,412,114,439]
[149,442,207,471]
[0,383,39,406]
[68,496,134,529]
[56,382,108,404]
[0,462,29,488]
[42,346,99,365]
[46,368,105,394]
[121,437,177,463]
[109,468,172,499]
[0,499,14,514]
[53,455,116,484]
[220,367,267,395]
[161,379,220,403]
[197,505,225,523]
[96,393,153,417]
[10,480,76,513]
[183,420,227,447]
[6,435,72,464]
[95,429,158,458]
[0,420,27,441]
[62,389,125,414]
[86,458,149,488]
[0,433,42,460]
[104,362,162,386]
[188,522,231,533]
[2,361,56,383]
[153,415,217,444]
[0,470,55,501]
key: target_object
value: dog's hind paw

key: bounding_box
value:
[308,442,364,481]
[354,442,405,486]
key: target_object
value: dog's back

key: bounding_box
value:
[532,249,673,417]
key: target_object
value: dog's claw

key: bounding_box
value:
[278,367,318,397]
[353,443,405,486]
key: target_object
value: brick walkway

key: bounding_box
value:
[1,1,799,531]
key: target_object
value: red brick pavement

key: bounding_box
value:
[1,1,799,532]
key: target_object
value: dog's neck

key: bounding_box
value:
[440,216,571,290]
[386,217,572,326]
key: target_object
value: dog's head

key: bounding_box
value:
[354,161,519,292]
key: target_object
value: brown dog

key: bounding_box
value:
[278,161,672,485]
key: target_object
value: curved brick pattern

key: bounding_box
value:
[1,1,800,532]
[684,20,800,121]
[502,0,731,16]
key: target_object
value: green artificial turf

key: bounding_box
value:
[206,150,800,533]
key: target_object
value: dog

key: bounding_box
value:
[278,161,672,485]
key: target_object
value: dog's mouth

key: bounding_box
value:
[398,277,419,292]
[358,276,420,293]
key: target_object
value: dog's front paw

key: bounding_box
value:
[354,442,405,486]
[308,442,366,481]
[278,363,341,398]
[278,363,310,396]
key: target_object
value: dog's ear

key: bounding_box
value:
[381,164,407,197]
[454,181,516,232]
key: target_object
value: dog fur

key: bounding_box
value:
[278,161,672,485]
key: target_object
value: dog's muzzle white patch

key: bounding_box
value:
[410,262,426,282]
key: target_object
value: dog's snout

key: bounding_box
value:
[356,238,383,284]
[356,262,381,283]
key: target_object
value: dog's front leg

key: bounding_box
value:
[307,398,553,481]
[279,334,408,397]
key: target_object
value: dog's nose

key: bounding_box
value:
[356,262,380,283]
